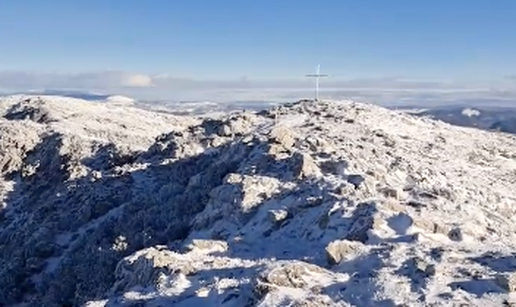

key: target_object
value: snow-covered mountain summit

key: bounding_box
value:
[1,95,516,306]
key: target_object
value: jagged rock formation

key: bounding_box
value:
[1,95,516,306]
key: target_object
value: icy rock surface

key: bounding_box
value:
[1,96,516,306]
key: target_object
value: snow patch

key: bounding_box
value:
[462,108,481,117]
[104,95,136,105]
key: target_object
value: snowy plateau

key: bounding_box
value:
[1,95,516,307]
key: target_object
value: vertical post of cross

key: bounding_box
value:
[305,64,328,102]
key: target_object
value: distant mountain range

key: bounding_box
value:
[392,104,516,134]
[2,90,515,134]
[1,89,112,101]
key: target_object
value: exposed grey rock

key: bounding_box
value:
[397,257,437,281]
[378,186,400,199]
[269,126,296,150]
[495,273,516,292]
[346,174,365,188]
[111,247,195,295]
[254,261,349,307]
[335,182,356,197]
[257,261,335,290]
[381,198,407,212]
[325,239,364,265]
[4,98,55,124]
[411,217,451,236]
[305,136,334,155]
[183,239,228,254]
[319,159,347,175]
[345,202,382,243]
[447,227,463,241]
[202,114,255,138]
[291,152,322,179]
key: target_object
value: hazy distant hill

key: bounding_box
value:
[393,104,516,134]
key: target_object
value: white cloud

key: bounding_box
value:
[0,71,155,90]
[0,70,515,107]
[0,71,470,91]
[120,74,154,87]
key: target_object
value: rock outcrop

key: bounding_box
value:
[1,95,516,306]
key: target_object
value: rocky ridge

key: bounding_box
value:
[1,95,516,306]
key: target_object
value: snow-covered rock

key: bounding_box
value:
[1,96,516,306]
[325,240,365,265]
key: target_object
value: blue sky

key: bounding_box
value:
[0,0,515,100]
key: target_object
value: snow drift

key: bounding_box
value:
[1,95,516,306]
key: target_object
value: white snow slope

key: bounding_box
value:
[1,95,516,307]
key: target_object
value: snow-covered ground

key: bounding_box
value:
[1,95,516,306]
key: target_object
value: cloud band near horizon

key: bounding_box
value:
[1,71,514,92]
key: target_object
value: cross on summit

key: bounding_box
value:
[305,64,328,102]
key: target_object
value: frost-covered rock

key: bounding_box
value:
[269,126,296,150]
[183,239,229,254]
[2,96,516,306]
[202,113,256,137]
[400,257,437,279]
[325,239,364,265]
[111,247,196,294]
[258,261,331,289]
[291,152,323,179]
[254,261,349,306]
[345,202,383,243]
